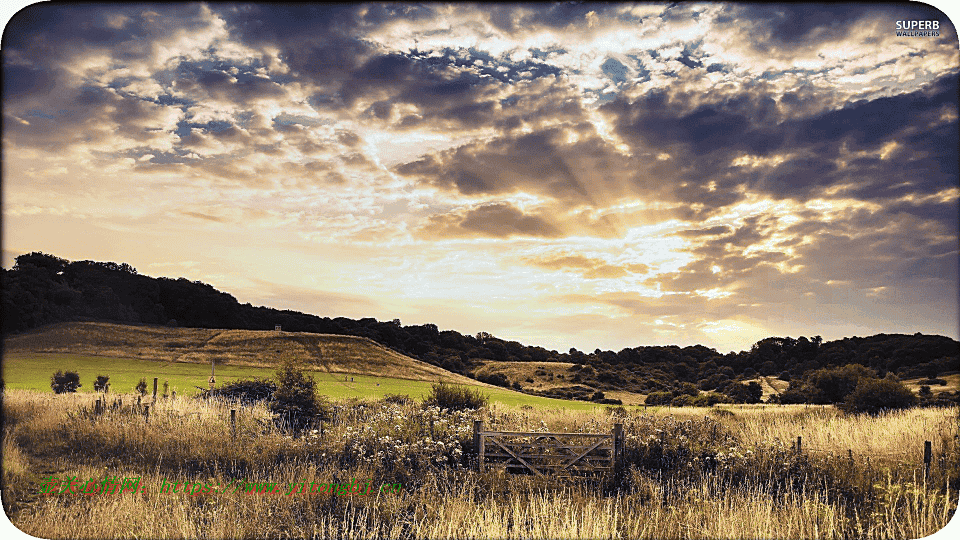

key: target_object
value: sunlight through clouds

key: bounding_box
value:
[3,1,957,353]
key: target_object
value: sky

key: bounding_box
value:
[2,2,959,354]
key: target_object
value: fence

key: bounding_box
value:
[473,421,623,477]
[794,435,940,472]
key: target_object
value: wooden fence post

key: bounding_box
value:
[924,441,932,474]
[153,377,158,401]
[231,409,237,438]
[613,423,623,469]
[796,435,802,454]
[474,420,484,471]
[144,404,150,423]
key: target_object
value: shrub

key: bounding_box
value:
[591,391,606,401]
[806,364,876,404]
[382,393,412,406]
[201,378,277,404]
[271,361,326,433]
[692,392,728,406]
[843,375,918,415]
[670,394,694,407]
[135,378,147,396]
[424,382,488,411]
[678,382,700,396]
[478,372,509,387]
[93,375,109,392]
[723,382,762,403]
[645,391,673,405]
[51,371,81,394]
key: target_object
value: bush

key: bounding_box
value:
[424,381,488,411]
[135,378,147,396]
[723,382,762,403]
[382,393,412,406]
[477,372,509,387]
[591,390,606,401]
[692,392,729,406]
[670,394,694,407]
[843,375,918,415]
[271,361,326,433]
[201,378,277,404]
[51,371,81,394]
[678,382,700,396]
[93,375,109,392]
[806,364,876,404]
[645,391,673,405]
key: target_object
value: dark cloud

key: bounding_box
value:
[484,3,618,34]
[418,202,560,239]
[521,253,647,279]
[395,123,648,206]
[676,226,734,238]
[737,4,868,48]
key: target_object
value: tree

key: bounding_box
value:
[51,371,81,394]
[723,381,762,403]
[271,360,324,433]
[93,375,109,392]
[806,364,875,403]
[645,391,673,405]
[843,375,917,415]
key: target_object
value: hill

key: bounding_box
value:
[4,321,486,385]
[3,252,958,403]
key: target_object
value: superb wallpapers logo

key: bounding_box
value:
[896,19,941,37]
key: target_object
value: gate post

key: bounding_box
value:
[474,420,484,471]
[613,423,623,469]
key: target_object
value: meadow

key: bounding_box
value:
[1,352,606,410]
[2,387,957,539]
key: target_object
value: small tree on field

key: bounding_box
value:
[271,360,325,433]
[51,371,81,394]
[843,375,917,415]
[93,375,110,392]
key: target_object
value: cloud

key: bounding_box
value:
[418,202,561,239]
[521,253,648,279]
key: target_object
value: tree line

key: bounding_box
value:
[3,252,957,406]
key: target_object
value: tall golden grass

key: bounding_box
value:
[3,389,957,539]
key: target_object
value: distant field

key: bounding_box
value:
[903,372,960,395]
[2,352,609,410]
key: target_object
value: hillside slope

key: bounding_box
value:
[4,321,486,385]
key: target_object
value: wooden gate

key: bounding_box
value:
[473,421,623,477]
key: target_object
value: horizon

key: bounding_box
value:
[4,2,959,355]
[6,249,959,357]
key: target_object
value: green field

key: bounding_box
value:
[2,352,608,410]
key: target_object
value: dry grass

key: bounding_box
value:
[3,389,957,539]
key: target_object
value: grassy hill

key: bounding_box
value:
[4,321,484,384]
[3,322,613,410]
